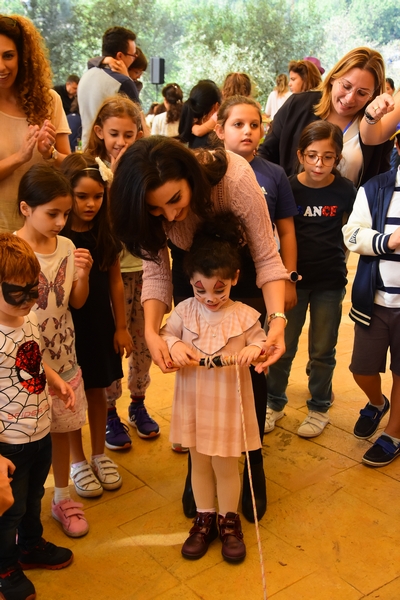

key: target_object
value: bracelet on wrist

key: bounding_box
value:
[267,312,288,327]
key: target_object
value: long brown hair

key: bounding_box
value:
[85,95,142,161]
[314,47,385,121]
[60,153,122,270]
[288,60,322,92]
[0,14,53,125]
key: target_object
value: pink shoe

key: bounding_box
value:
[52,499,89,538]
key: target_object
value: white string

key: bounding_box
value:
[234,357,268,600]
[195,353,268,597]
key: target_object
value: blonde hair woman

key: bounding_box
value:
[259,47,392,187]
[0,14,70,233]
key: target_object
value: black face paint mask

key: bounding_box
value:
[1,281,39,306]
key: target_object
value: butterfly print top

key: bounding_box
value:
[32,236,79,376]
[0,312,51,444]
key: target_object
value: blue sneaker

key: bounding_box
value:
[128,403,160,438]
[105,412,132,450]
[353,395,390,440]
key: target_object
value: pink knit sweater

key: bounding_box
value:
[142,151,288,310]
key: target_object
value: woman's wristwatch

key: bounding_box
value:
[267,312,288,327]
[43,146,58,162]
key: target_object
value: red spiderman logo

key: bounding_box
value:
[15,341,46,394]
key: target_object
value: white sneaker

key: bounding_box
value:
[297,410,329,438]
[264,407,285,433]
[91,455,122,490]
[70,461,103,498]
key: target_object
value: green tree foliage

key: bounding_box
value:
[0,0,399,109]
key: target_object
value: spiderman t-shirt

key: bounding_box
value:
[0,312,51,444]
[32,236,79,377]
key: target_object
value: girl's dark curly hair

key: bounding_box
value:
[0,15,54,125]
[184,211,243,280]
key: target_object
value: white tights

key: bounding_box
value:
[189,447,240,515]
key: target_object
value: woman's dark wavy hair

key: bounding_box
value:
[178,80,222,145]
[184,211,243,280]
[60,153,122,271]
[109,136,228,261]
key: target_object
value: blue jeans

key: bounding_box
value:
[0,433,52,570]
[267,288,345,413]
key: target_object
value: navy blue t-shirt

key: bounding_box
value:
[249,155,297,223]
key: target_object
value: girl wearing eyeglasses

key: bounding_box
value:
[259,47,393,188]
[265,121,357,438]
[0,15,71,234]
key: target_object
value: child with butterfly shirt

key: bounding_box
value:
[85,95,160,450]
[16,164,94,538]
[59,153,133,499]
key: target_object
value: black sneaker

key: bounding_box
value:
[0,564,36,600]
[353,396,390,440]
[362,435,400,467]
[18,539,73,570]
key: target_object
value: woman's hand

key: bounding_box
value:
[170,341,198,367]
[37,120,57,158]
[113,327,133,358]
[145,331,179,373]
[254,319,286,373]
[366,93,395,121]
[16,125,39,164]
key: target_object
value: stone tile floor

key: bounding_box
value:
[33,254,400,599]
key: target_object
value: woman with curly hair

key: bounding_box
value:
[0,14,71,233]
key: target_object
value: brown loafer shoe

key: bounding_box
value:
[181,512,218,560]
[218,512,246,563]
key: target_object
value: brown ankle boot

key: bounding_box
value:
[218,512,246,563]
[181,512,218,560]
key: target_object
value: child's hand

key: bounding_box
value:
[237,345,262,367]
[0,457,15,515]
[114,327,133,358]
[110,145,129,172]
[74,248,93,279]
[170,341,198,367]
[43,362,75,410]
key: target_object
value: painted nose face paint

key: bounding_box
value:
[2,281,39,306]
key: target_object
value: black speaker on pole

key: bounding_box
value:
[150,57,165,85]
